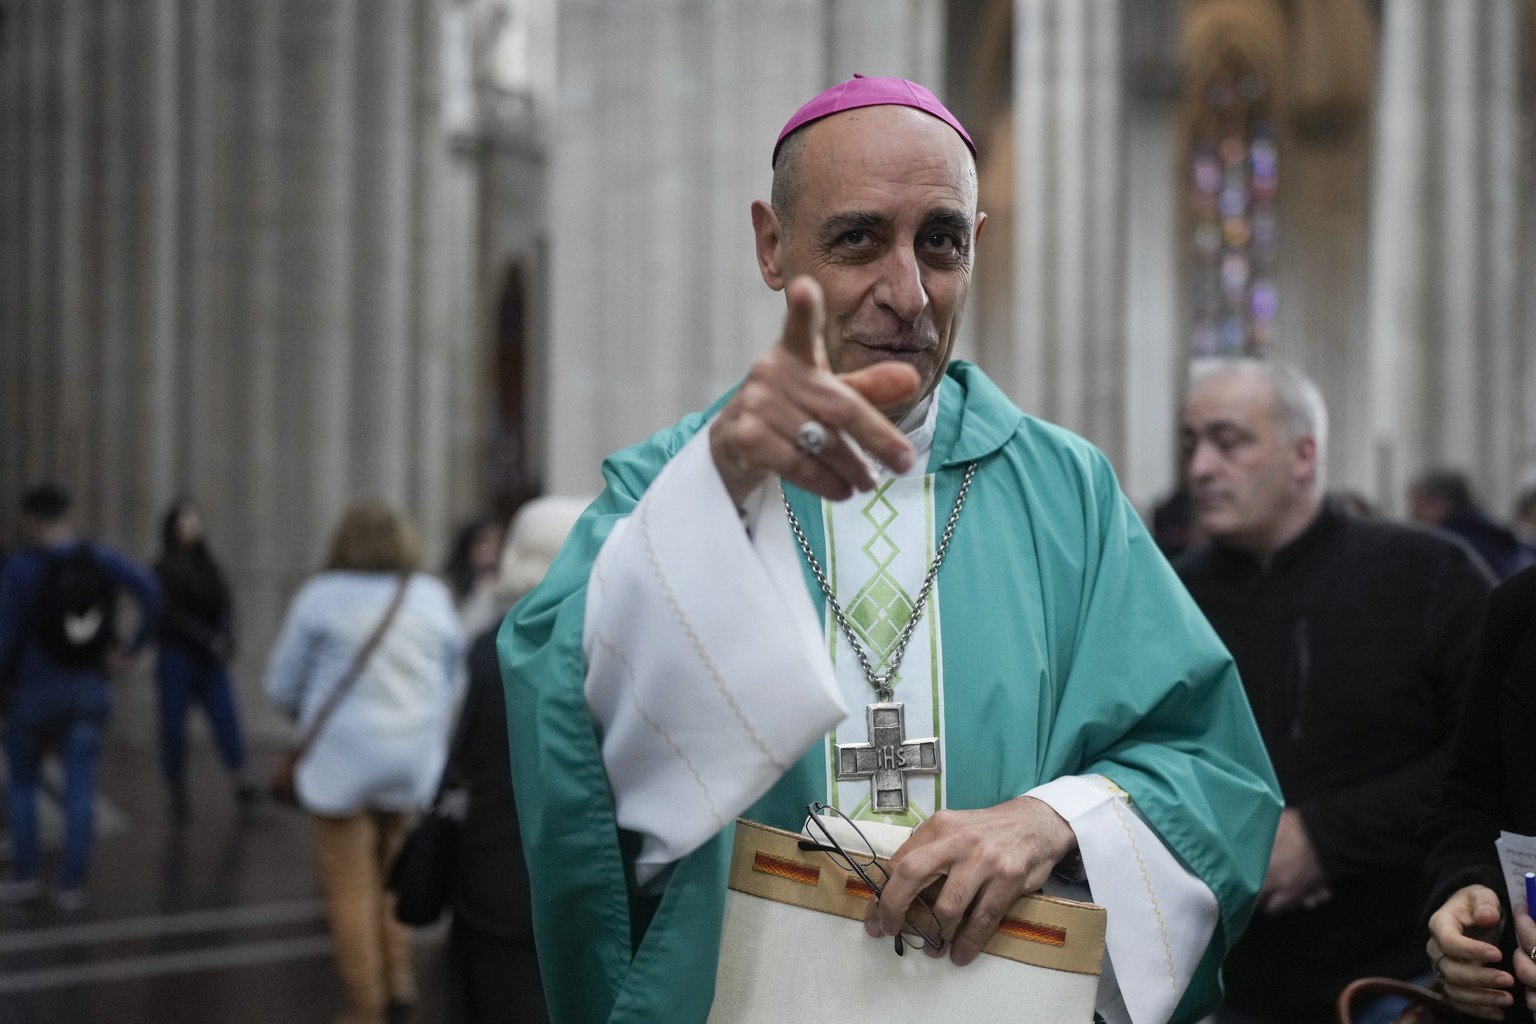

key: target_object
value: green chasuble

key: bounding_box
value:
[501,361,1281,1024]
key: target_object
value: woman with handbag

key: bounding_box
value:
[265,500,465,1024]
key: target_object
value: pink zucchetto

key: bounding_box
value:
[772,74,976,166]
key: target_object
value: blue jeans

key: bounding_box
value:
[5,704,106,888]
[155,642,247,786]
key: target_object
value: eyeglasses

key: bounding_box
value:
[798,801,945,957]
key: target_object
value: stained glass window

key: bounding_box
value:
[1188,57,1278,357]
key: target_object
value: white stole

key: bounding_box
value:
[823,471,947,824]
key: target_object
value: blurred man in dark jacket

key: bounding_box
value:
[1408,467,1536,580]
[1176,360,1492,1024]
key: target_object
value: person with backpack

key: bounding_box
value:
[0,483,160,910]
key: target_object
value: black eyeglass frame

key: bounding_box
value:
[797,801,946,957]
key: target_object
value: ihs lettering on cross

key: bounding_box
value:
[835,699,939,815]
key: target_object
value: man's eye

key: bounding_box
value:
[840,229,871,247]
[921,232,966,261]
[1212,433,1248,456]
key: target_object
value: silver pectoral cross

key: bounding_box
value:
[834,701,939,815]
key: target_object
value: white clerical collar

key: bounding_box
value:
[890,390,939,477]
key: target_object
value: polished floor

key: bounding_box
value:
[0,677,447,1024]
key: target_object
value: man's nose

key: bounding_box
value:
[873,246,927,323]
[1186,439,1218,482]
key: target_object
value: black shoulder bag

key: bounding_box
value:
[388,754,467,927]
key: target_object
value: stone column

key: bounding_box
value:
[1366,0,1530,513]
[1008,0,1127,467]
[409,0,479,552]
[1477,0,1528,509]
[99,0,181,546]
[1265,0,1375,498]
[1120,0,1183,508]
[0,0,493,721]
[353,0,414,505]
[145,0,187,516]
[0,6,19,508]
[237,0,297,674]
[51,2,84,506]
[1521,12,1536,494]
[187,0,264,576]
[1365,0,1426,508]
[3,3,70,500]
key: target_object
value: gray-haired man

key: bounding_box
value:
[1177,358,1492,1023]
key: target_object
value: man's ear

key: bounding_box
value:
[751,200,786,291]
[1293,434,1318,484]
[974,210,987,247]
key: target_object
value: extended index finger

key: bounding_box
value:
[780,275,828,370]
[831,363,919,475]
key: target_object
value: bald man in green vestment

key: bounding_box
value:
[501,76,1280,1024]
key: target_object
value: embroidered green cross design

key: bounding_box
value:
[845,481,915,676]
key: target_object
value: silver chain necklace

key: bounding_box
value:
[780,461,977,701]
[780,461,978,815]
